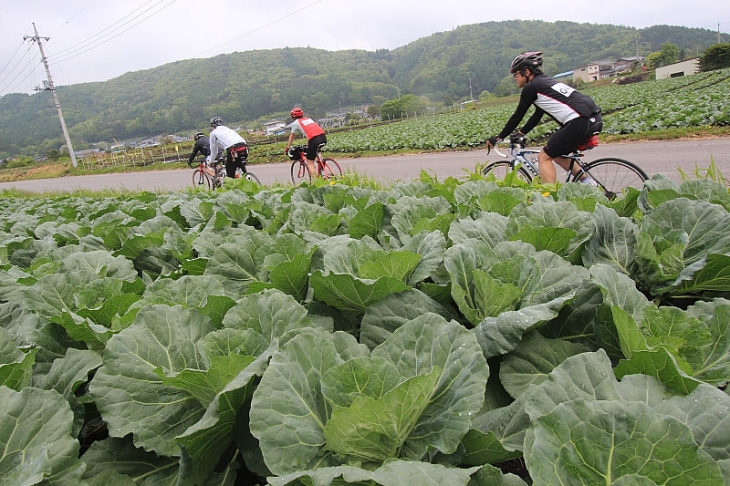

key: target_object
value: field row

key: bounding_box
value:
[326,68,730,152]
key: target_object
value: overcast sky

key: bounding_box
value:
[1,0,728,96]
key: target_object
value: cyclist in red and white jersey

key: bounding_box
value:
[285,107,327,178]
[487,52,603,184]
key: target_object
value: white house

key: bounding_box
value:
[263,120,287,136]
[655,58,700,80]
[573,60,617,83]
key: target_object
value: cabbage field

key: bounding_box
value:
[324,68,730,153]
[1,170,729,485]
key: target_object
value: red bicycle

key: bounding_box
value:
[191,155,260,190]
[288,144,342,184]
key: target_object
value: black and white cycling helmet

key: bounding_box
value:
[193,131,204,140]
[510,51,543,74]
[210,116,223,127]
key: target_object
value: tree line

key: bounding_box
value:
[0,20,727,160]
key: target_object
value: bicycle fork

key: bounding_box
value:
[516,155,539,178]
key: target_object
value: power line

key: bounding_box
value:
[50,0,178,66]
[0,40,28,80]
[50,0,100,35]
[51,0,168,58]
[196,0,326,57]
[0,43,38,96]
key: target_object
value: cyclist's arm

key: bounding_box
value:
[285,121,301,151]
[498,86,537,139]
[188,144,200,162]
[208,134,219,162]
[520,107,545,135]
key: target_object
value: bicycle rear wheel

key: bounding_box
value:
[291,160,310,184]
[192,168,213,190]
[319,158,342,180]
[482,161,532,183]
[577,158,648,199]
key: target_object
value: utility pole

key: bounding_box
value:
[24,23,77,167]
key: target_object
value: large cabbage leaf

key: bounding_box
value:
[250,315,488,476]
[0,387,84,485]
[524,399,723,485]
[90,305,216,456]
[635,198,730,297]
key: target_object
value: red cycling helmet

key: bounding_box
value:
[290,107,304,119]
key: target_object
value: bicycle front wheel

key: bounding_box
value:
[291,160,310,185]
[578,158,648,199]
[243,171,261,184]
[482,161,532,183]
[319,158,342,180]
[192,168,213,190]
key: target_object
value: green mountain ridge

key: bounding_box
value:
[0,20,726,158]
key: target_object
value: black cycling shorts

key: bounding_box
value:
[544,113,603,158]
[306,134,327,161]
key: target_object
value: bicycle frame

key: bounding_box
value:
[292,146,324,177]
[198,159,217,177]
[192,153,260,189]
[486,138,649,200]
[492,142,591,183]
[289,144,343,184]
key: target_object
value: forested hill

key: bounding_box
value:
[1,20,726,158]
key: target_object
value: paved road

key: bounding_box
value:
[1,138,728,193]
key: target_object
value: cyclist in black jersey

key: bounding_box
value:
[487,52,603,184]
[188,132,210,168]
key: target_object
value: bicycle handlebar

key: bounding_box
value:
[487,143,509,159]
[492,146,509,158]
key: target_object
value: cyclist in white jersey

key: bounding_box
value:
[208,116,249,178]
[487,52,603,184]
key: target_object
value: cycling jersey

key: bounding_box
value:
[209,125,247,163]
[188,136,210,163]
[498,73,601,139]
[289,117,325,139]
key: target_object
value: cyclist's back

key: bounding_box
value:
[188,132,210,167]
[518,74,600,128]
[209,116,248,178]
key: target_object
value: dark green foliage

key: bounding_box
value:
[699,43,730,71]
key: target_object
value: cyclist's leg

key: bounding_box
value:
[543,117,593,182]
[224,151,236,178]
[537,149,559,183]
[236,154,247,175]
[306,135,326,177]
[561,115,603,181]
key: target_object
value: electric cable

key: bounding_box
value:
[0,44,38,96]
[50,0,178,66]
[196,0,325,57]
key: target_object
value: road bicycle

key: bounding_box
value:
[288,144,342,184]
[483,133,648,199]
[191,154,260,190]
